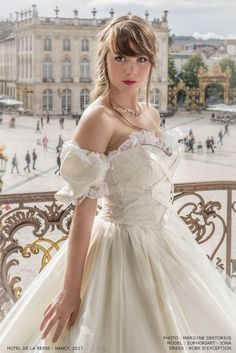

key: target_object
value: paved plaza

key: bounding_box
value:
[0,110,236,195]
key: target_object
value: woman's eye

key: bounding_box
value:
[114,56,125,62]
[138,57,148,63]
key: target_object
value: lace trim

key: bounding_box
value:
[107,129,183,157]
[61,128,183,204]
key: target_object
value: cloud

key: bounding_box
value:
[1,0,236,37]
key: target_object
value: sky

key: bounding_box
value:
[1,0,236,38]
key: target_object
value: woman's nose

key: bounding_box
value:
[124,61,137,75]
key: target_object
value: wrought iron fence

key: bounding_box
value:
[0,181,235,321]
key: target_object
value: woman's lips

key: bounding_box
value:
[122,80,137,86]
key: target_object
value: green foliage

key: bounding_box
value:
[168,35,175,47]
[219,58,236,87]
[168,55,179,86]
[179,54,207,88]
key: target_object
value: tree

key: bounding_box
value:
[168,34,175,48]
[219,57,236,87]
[179,54,207,88]
[168,55,179,86]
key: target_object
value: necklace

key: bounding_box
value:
[110,99,143,117]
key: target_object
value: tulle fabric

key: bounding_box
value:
[54,140,109,205]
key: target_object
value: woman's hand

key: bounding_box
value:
[40,288,81,343]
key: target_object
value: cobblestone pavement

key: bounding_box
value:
[0,110,236,194]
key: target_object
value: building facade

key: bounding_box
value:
[0,5,169,115]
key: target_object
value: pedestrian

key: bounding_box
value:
[42,135,48,151]
[46,111,50,124]
[210,136,215,147]
[32,149,37,170]
[59,117,64,129]
[36,120,40,133]
[188,129,195,144]
[218,129,223,145]
[11,154,20,174]
[40,115,44,128]
[206,137,214,153]
[197,141,202,151]
[161,117,166,130]
[56,135,64,153]
[23,150,31,172]
[54,153,61,175]
[224,123,229,136]
[188,137,194,153]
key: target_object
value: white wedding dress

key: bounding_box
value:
[0,128,236,353]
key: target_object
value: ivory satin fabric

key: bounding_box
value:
[0,129,236,353]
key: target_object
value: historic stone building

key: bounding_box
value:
[0,5,169,116]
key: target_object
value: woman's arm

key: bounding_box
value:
[40,106,113,342]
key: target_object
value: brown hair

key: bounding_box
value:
[91,15,157,105]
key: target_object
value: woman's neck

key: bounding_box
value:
[108,90,139,111]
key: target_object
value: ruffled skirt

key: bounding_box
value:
[0,211,236,353]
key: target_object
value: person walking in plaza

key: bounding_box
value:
[56,135,64,153]
[206,137,214,153]
[224,123,230,136]
[46,111,50,124]
[59,117,65,129]
[42,135,48,151]
[1,14,236,353]
[40,115,44,128]
[36,120,41,133]
[32,149,37,170]
[197,141,203,151]
[210,136,215,147]
[54,153,61,175]
[23,150,31,173]
[218,129,223,145]
[11,154,20,174]
[188,137,194,153]
[160,117,166,130]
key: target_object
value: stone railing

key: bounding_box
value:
[0,181,235,320]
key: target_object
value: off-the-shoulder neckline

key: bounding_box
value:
[71,129,165,158]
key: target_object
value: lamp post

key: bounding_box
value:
[0,144,8,193]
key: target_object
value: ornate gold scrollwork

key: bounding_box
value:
[174,192,227,270]
[0,197,74,320]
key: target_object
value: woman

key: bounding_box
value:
[1,15,236,353]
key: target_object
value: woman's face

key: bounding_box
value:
[106,49,151,94]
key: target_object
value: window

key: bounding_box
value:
[44,38,52,51]
[80,88,90,111]
[43,58,53,79]
[81,39,89,52]
[80,58,90,79]
[63,38,71,51]
[62,58,72,79]
[151,88,159,108]
[29,56,32,78]
[62,89,72,113]
[43,89,53,111]
[21,56,24,78]
[25,56,28,78]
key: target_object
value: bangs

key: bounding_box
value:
[108,25,155,61]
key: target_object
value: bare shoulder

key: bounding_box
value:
[73,99,113,153]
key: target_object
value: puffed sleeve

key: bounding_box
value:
[54,140,109,205]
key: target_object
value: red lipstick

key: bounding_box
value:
[122,80,137,85]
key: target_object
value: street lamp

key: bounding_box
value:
[0,144,8,193]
